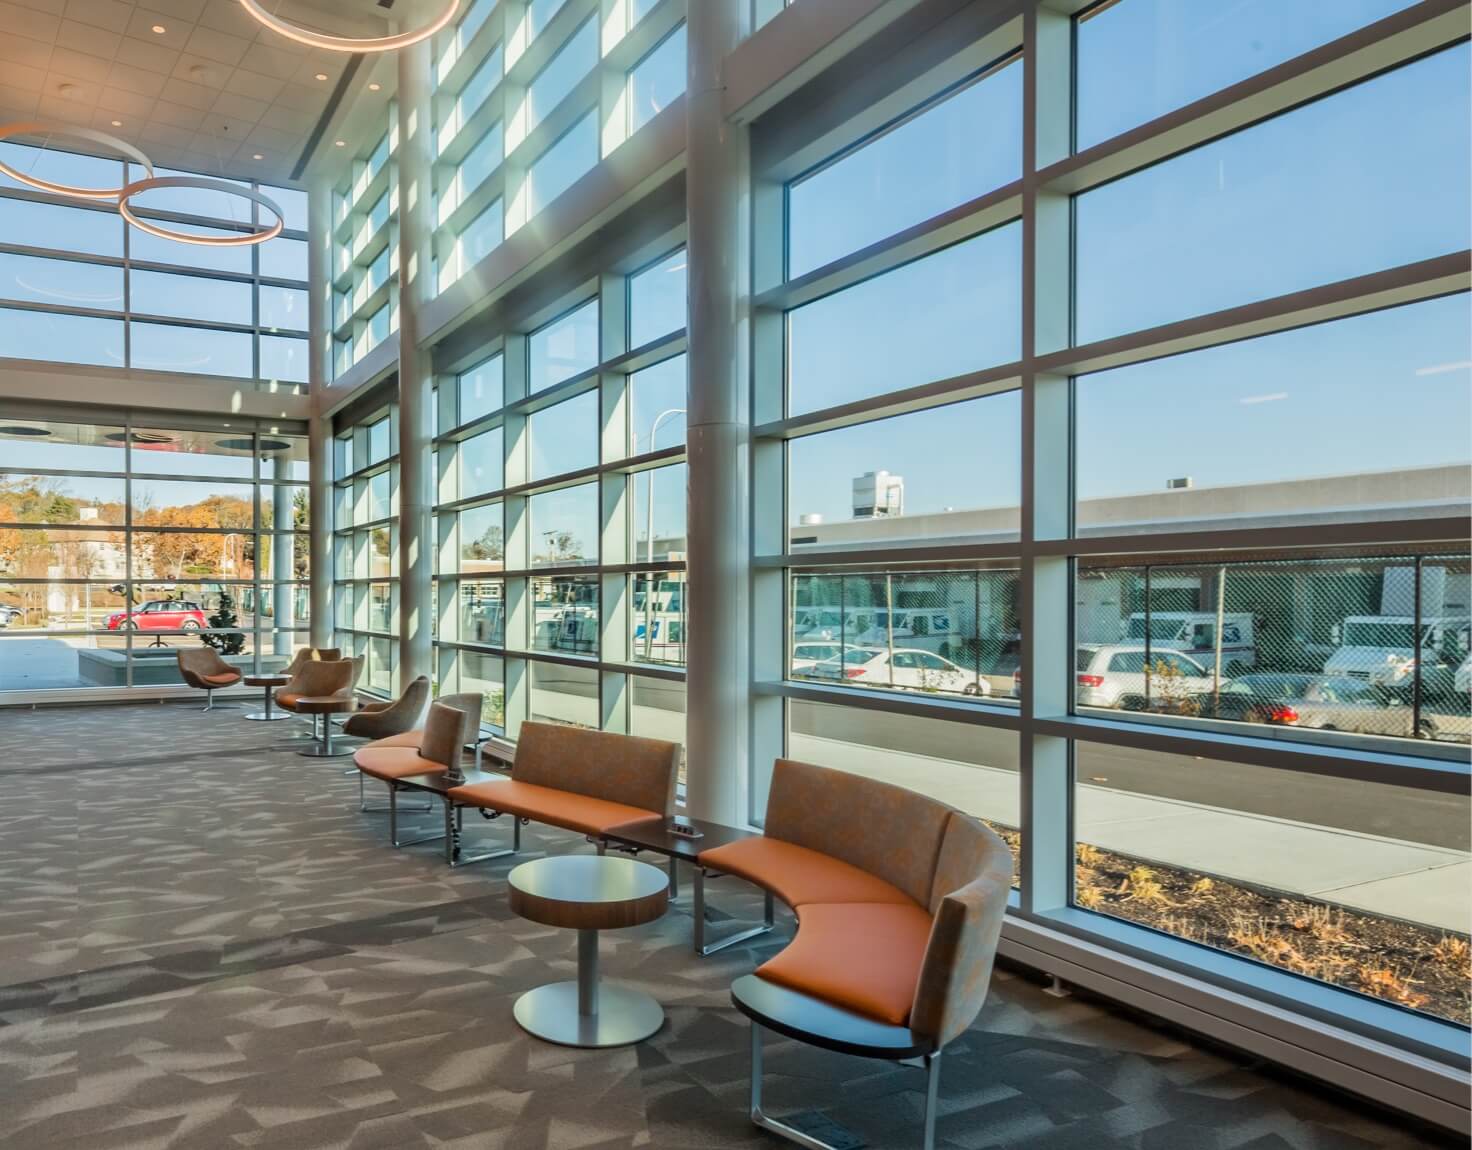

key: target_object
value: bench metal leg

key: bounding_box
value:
[749,1021,941,1150]
[358,773,431,815]
[693,868,775,956]
[443,800,520,867]
[389,784,445,849]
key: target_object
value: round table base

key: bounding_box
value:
[513,981,664,1048]
[243,710,291,721]
[298,743,353,758]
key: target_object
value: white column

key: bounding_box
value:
[397,38,436,688]
[683,0,751,824]
[307,176,334,650]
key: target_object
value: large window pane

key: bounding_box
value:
[531,574,598,653]
[0,199,120,258]
[130,225,251,273]
[526,18,597,134]
[0,473,126,526]
[631,462,686,563]
[628,250,686,348]
[260,285,308,331]
[459,427,504,498]
[459,650,506,728]
[788,393,1021,549]
[529,390,598,480]
[529,658,598,727]
[0,580,126,630]
[131,532,256,580]
[128,427,254,478]
[130,270,250,324]
[789,58,1022,277]
[457,197,504,273]
[529,483,597,566]
[0,419,128,472]
[629,355,686,455]
[1073,741,1468,1023]
[458,502,504,572]
[529,298,598,392]
[460,578,505,644]
[629,24,686,134]
[260,237,308,281]
[781,700,1020,885]
[458,354,503,424]
[0,253,122,310]
[1075,47,1471,344]
[1076,297,1472,535]
[0,308,123,367]
[631,571,686,665]
[260,335,309,384]
[788,224,1021,414]
[132,478,254,530]
[1075,0,1418,151]
[130,323,252,377]
[526,111,598,218]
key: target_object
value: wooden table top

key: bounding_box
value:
[293,695,359,714]
[394,766,507,794]
[601,815,760,862]
[243,674,291,687]
[507,856,668,931]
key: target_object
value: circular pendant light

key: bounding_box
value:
[238,0,460,53]
[118,176,285,247]
[0,122,153,200]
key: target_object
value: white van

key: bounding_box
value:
[1122,612,1257,670]
[1324,616,1471,693]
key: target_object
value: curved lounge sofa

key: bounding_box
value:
[698,758,1012,1150]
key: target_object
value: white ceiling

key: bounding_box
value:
[0,0,394,185]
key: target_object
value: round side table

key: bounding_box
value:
[507,855,668,1048]
[242,674,291,722]
[294,695,358,757]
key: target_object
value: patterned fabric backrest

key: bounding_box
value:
[419,701,470,769]
[762,758,954,907]
[513,721,678,815]
[909,812,1013,1046]
[436,692,483,747]
[292,658,352,698]
[387,676,432,724]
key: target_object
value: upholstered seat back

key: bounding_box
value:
[909,812,1013,1046]
[284,658,353,699]
[177,647,237,688]
[343,675,431,739]
[284,647,341,677]
[762,759,954,908]
[418,699,479,769]
[512,721,678,816]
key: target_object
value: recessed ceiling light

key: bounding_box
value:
[315,72,328,81]
[58,82,77,97]
[368,82,380,91]
[334,139,345,147]
[152,24,166,33]
[252,153,263,160]
[111,120,122,127]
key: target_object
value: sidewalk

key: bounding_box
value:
[788,733,1471,935]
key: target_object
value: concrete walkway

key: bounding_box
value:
[788,733,1471,935]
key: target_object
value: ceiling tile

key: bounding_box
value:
[98,86,157,117]
[113,35,180,74]
[37,94,96,126]
[0,85,42,118]
[49,45,114,84]
[106,59,169,98]
[138,119,196,150]
[150,98,206,129]
[0,36,54,69]
[211,91,268,123]
[0,60,48,93]
[197,110,257,140]
[195,0,261,41]
[149,0,209,20]
[159,76,216,109]
[258,103,304,132]
[0,1,62,43]
[42,74,102,105]
[173,52,231,89]
[274,82,327,113]
[55,18,122,60]
[244,122,300,154]
[182,24,250,67]
[238,42,300,81]
[62,0,130,35]
[16,0,64,13]
[123,7,193,51]
[290,54,343,85]
[222,67,282,103]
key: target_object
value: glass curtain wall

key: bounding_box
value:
[330,124,399,378]
[429,0,688,294]
[0,416,310,692]
[0,147,308,388]
[751,1,1470,1033]
[432,247,689,758]
[332,406,399,694]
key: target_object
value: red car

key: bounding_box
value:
[105,600,208,631]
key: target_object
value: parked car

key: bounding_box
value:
[1073,644,1219,711]
[1122,611,1257,671]
[812,646,990,696]
[104,600,208,631]
[1455,654,1472,697]
[791,641,847,672]
[1190,673,1441,740]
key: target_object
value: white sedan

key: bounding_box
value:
[815,647,990,697]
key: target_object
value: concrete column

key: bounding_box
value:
[683,1,751,824]
[307,176,334,649]
[396,39,436,688]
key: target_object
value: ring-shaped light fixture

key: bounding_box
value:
[0,121,153,200]
[238,0,460,53]
[118,176,284,247]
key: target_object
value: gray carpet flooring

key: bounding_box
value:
[0,702,1457,1149]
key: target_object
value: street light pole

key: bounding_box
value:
[643,408,685,659]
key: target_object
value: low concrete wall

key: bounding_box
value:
[77,648,291,687]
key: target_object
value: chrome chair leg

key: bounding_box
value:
[388,784,444,848]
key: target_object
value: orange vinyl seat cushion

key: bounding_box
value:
[354,746,444,781]
[276,692,304,709]
[200,672,240,685]
[756,901,933,1026]
[447,778,659,836]
[698,837,915,909]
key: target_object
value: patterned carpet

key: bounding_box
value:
[0,702,1457,1149]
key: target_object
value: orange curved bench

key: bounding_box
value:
[697,759,1012,1149]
